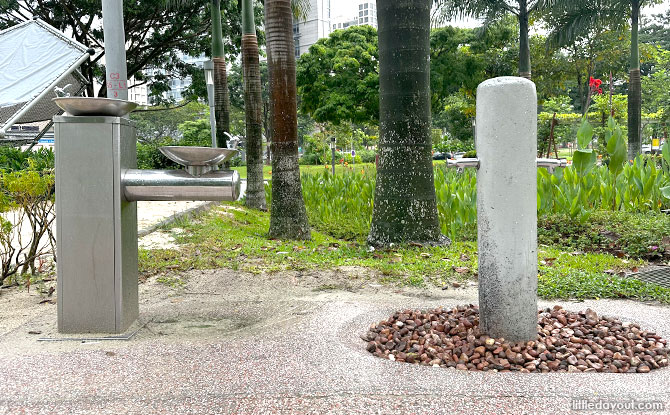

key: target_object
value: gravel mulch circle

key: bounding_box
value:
[363,305,669,373]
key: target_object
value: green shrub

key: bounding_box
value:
[0,147,53,172]
[539,211,670,260]
[0,165,55,284]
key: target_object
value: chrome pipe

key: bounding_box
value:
[536,158,568,169]
[445,158,568,170]
[446,158,480,169]
[122,169,240,202]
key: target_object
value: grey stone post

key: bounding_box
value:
[476,77,538,343]
[101,0,128,101]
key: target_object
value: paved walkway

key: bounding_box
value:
[0,267,668,414]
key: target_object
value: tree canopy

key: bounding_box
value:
[296,25,379,126]
[0,0,263,103]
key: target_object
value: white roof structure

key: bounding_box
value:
[0,19,93,139]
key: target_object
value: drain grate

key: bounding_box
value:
[630,266,670,289]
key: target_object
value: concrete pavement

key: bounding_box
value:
[0,267,668,415]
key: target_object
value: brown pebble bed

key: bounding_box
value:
[363,305,669,373]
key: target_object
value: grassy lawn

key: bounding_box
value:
[138,202,670,304]
[232,163,376,180]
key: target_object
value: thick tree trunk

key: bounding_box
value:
[518,1,531,80]
[628,0,642,160]
[242,0,267,210]
[211,0,230,148]
[368,0,445,247]
[265,0,310,239]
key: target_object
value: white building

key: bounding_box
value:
[128,78,150,106]
[356,1,377,28]
[331,15,358,31]
[293,0,332,57]
[331,1,377,33]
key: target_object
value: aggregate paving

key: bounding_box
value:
[0,274,668,415]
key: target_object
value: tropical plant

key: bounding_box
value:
[572,76,602,178]
[265,0,310,239]
[544,0,663,161]
[368,0,444,246]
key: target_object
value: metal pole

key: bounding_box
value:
[101,0,128,101]
[204,60,217,148]
[476,77,538,343]
[331,137,336,175]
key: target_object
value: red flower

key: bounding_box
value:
[589,77,602,88]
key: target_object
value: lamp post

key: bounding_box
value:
[204,60,217,148]
[330,136,336,175]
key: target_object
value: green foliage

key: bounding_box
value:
[0,162,56,284]
[136,116,219,169]
[297,25,379,125]
[301,169,375,239]
[130,101,208,143]
[0,147,53,173]
[286,155,670,244]
[539,211,670,260]
[0,0,263,103]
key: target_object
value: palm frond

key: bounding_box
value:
[291,0,311,21]
[432,0,519,26]
[546,4,628,48]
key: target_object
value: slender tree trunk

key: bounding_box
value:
[211,0,231,148]
[628,0,642,160]
[242,0,266,210]
[518,1,531,79]
[266,0,310,239]
[368,0,445,247]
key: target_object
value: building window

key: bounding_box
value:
[364,17,368,22]
[359,4,363,9]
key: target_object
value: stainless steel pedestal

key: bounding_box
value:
[55,116,138,333]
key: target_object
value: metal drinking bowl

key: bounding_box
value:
[159,146,238,167]
[53,97,138,117]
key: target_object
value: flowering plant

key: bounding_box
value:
[572,77,604,177]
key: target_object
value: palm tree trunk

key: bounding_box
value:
[211,0,230,148]
[266,0,310,239]
[368,0,445,247]
[628,0,642,160]
[242,0,266,210]
[518,0,531,79]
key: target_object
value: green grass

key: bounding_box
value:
[137,202,670,304]
[231,163,375,180]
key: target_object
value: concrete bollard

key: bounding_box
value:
[476,77,538,343]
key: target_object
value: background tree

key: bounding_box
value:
[432,0,552,79]
[240,0,266,210]
[0,0,259,105]
[544,0,663,159]
[265,0,310,239]
[166,0,235,147]
[297,25,379,126]
[368,0,444,247]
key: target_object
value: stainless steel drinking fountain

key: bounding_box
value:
[54,98,239,333]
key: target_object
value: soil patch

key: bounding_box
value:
[364,305,669,373]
